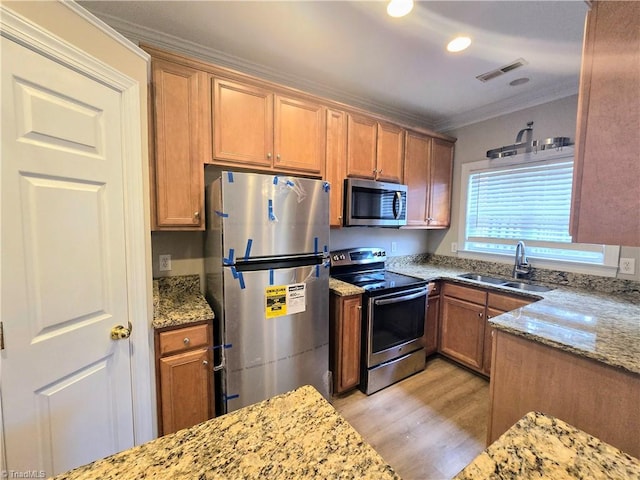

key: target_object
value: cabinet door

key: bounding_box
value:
[440,296,485,370]
[570,1,640,246]
[337,296,362,393]
[159,347,212,435]
[274,95,325,175]
[212,78,273,168]
[426,138,454,228]
[376,122,404,183]
[424,293,440,356]
[346,113,377,179]
[404,131,431,226]
[482,307,504,376]
[326,109,347,227]
[151,59,205,229]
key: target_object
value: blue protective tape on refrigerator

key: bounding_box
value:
[225,394,240,401]
[223,249,235,265]
[323,181,330,192]
[315,265,320,277]
[231,266,238,279]
[268,199,276,221]
[273,175,279,185]
[237,271,246,289]
[214,210,229,218]
[286,180,295,187]
[269,269,274,285]
[324,245,328,253]
[244,239,253,260]
[227,171,234,183]
[314,237,319,254]
[212,343,233,350]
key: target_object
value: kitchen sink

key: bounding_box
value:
[501,281,554,292]
[457,273,508,285]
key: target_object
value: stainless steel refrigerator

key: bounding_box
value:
[204,170,330,414]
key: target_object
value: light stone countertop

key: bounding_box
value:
[51,385,399,480]
[453,411,640,480]
[153,275,214,329]
[330,260,640,375]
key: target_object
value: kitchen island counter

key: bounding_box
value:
[454,411,640,480]
[52,385,399,480]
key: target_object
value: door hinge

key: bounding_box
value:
[0,321,4,350]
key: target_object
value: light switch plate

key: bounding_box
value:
[619,258,635,275]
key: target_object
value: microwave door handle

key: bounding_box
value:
[374,290,425,306]
[393,191,403,219]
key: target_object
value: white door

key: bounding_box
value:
[1,36,135,475]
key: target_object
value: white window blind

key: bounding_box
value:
[466,160,574,244]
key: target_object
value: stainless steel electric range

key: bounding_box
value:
[330,247,428,394]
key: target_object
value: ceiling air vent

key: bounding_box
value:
[476,58,528,83]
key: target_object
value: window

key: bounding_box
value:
[458,148,619,275]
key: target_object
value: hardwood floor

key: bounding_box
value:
[331,357,489,480]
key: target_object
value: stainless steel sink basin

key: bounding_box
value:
[502,281,554,292]
[458,273,507,285]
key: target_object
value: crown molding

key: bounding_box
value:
[87,11,438,130]
[433,80,579,133]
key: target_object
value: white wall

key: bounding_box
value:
[428,94,640,281]
[330,227,428,255]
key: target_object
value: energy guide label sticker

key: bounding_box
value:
[265,283,306,318]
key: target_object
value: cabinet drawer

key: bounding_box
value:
[442,282,487,305]
[158,323,210,356]
[487,293,532,312]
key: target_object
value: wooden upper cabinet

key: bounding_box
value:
[150,59,205,230]
[274,95,325,175]
[570,1,640,246]
[376,122,404,183]
[403,132,454,228]
[212,78,273,168]
[211,77,325,176]
[428,138,454,228]
[346,113,378,179]
[325,109,347,227]
[404,131,431,227]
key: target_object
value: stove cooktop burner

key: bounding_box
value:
[333,270,425,292]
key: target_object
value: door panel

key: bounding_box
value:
[1,37,134,475]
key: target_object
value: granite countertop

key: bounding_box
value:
[52,385,399,480]
[453,411,640,479]
[330,259,640,375]
[153,275,214,329]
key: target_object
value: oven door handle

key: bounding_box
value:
[374,289,426,306]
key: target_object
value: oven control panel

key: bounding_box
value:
[330,247,386,267]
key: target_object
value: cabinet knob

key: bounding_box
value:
[267,152,272,159]
[194,211,200,219]
[276,154,281,161]
[378,169,383,174]
[183,337,190,345]
[478,312,483,318]
[202,360,209,366]
[357,305,362,310]
[373,169,377,175]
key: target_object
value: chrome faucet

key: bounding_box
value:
[513,241,532,279]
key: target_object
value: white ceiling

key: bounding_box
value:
[79,1,589,132]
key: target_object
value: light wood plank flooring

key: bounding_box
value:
[332,357,489,480]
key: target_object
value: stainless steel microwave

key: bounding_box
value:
[343,178,408,227]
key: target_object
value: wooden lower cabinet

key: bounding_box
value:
[330,293,362,394]
[424,282,440,356]
[156,321,214,435]
[488,330,640,457]
[439,282,534,375]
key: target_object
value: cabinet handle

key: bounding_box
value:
[267,152,272,159]
[183,337,190,345]
[202,360,209,366]
[276,154,281,161]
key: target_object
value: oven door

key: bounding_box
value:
[366,286,427,367]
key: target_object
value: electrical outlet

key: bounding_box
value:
[391,241,397,253]
[159,254,172,272]
[619,257,636,275]
[451,242,458,253]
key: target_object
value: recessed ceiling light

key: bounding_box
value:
[447,36,472,53]
[387,0,414,18]
[509,77,530,86]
